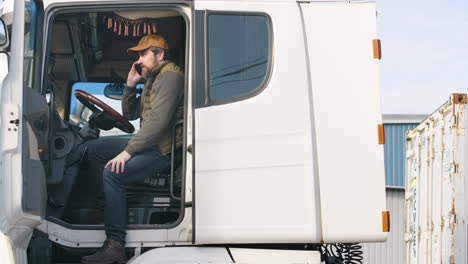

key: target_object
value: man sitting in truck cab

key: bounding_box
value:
[81,34,184,264]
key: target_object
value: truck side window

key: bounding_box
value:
[207,13,270,102]
[24,0,38,89]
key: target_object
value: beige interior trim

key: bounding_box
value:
[115,11,180,20]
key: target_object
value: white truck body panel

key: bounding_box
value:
[128,247,321,264]
[229,248,321,264]
[0,53,7,84]
[0,232,16,264]
[405,94,468,264]
[194,0,320,244]
[128,247,233,264]
[195,0,386,244]
[0,0,386,262]
[301,2,386,243]
[39,207,193,248]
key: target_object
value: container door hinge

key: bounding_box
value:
[452,163,458,174]
[404,233,413,242]
[452,115,457,126]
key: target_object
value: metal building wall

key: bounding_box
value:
[362,188,405,264]
[384,123,418,187]
[362,116,426,264]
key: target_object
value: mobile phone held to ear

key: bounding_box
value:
[135,64,142,75]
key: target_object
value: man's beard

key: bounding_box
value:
[141,68,150,80]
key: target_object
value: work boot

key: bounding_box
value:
[81,239,127,264]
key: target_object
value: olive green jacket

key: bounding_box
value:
[122,61,184,156]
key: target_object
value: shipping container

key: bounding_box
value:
[405,93,468,264]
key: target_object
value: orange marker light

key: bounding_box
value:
[382,211,390,232]
[373,39,381,60]
[378,124,385,145]
[38,148,44,153]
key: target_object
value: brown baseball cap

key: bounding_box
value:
[127,34,169,55]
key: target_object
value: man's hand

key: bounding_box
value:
[105,151,132,174]
[126,62,143,87]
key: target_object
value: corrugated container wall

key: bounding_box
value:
[362,115,424,264]
[405,94,468,264]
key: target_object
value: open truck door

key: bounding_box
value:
[0,17,8,85]
[0,0,47,251]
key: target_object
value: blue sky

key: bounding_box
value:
[377,0,468,114]
[1,0,466,115]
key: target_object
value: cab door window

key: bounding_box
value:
[207,13,271,104]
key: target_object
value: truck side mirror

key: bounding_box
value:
[0,18,9,49]
[104,83,124,100]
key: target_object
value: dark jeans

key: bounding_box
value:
[85,137,170,243]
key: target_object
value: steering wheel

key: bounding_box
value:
[74,90,135,133]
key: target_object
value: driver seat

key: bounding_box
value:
[125,120,183,225]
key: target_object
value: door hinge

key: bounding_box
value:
[2,104,19,150]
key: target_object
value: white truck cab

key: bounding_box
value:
[0,0,387,263]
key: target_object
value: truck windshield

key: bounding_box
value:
[69,82,141,137]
